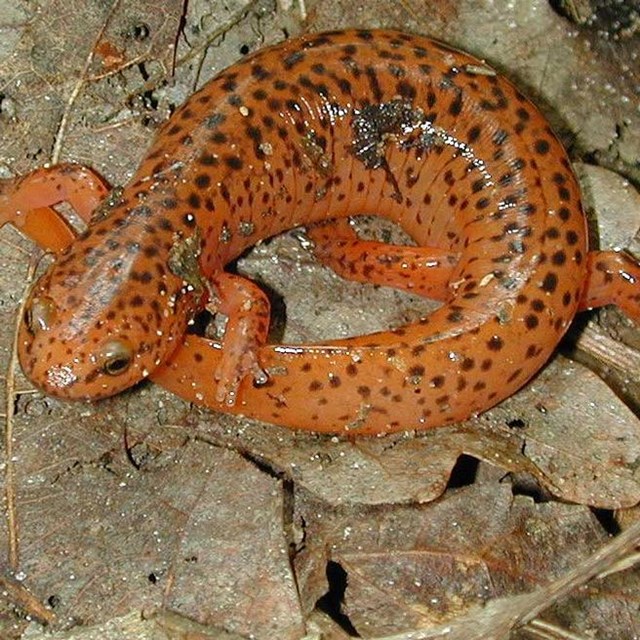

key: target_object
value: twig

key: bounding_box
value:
[0,575,55,625]
[524,618,592,640]
[573,322,640,377]
[86,52,147,82]
[4,257,38,570]
[518,518,640,625]
[51,0,122,164]
[173,0,190,75]
[597,549,640,578]
[374,518,640,640]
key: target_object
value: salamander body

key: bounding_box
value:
[4,29,639,435]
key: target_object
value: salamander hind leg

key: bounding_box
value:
[580,250,640,322]
[0,164,109,253]
[307,218,460,300]
[208,272,271,405]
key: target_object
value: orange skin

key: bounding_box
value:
[1,29,638,436]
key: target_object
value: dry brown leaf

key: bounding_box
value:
[1,395,303,636]
[193,408,546,506]
[161,447,303,638]
[294,482,640,638]
[1,0,639,639]
[483,355,640,508]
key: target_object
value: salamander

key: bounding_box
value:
[1,29,638,435]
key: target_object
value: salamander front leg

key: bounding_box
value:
[307,218,459,300]
[0,164,109,253]
[209,272,271,405]
[579,251,640,322]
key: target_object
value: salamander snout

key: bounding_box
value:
[18,292,137,399]
[17,276,167,401]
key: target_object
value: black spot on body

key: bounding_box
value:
[225,156,243,170]
[541,272,558,293]
[204,113,226,129]
[566,230,579,245]
[199,152,219,166]
[525,314,539,329]
[252,64,271,80]
[449,92,463,116]
[431,375,445,388]
[195,174,211,189]
[534,139,550,154]
[356,30,373,40]
[364,66,383,102]
[468,125,481,142]
[507,368,523,383]
[461,357,475,371]
[397,80,416,100]
[357,385,371,398]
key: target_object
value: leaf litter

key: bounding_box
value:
[1,0,639,639]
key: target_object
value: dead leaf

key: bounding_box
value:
[162,446,304,638]
[483,355,640,508]
[1,397,303,637]
[295,482,640,638]
[1,1,639,639]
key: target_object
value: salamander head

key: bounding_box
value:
[17,220,199,401]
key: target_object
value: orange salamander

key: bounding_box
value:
[1,29,639,436]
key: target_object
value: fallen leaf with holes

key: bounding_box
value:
[483,354,640,508]
[294,482,640,638]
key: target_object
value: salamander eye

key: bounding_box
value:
[99,339,133,376]
[25,297,57,334]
